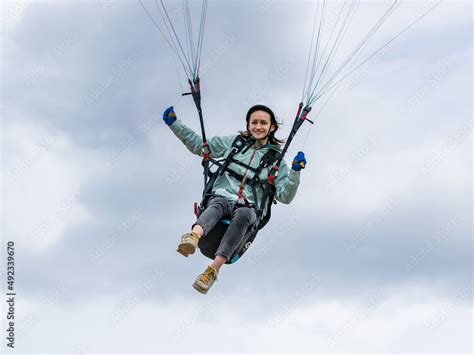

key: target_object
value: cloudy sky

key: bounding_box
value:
[1,0,472,353]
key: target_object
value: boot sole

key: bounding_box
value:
[192,282,208,294]
[176,248,189,257]
[176,242,196,257]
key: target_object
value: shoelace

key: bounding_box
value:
[200,267,217,284]
[181,232,199,242]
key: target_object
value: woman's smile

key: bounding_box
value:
[248,110,274,144]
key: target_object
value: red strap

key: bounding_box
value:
[202,142,210,160]
[301,110,309,121]
[237,185,250,206]
[296,103,303,120]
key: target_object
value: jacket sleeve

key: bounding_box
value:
[168,119,235,159]
[273,159,301,204]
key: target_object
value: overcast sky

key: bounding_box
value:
[1,0,472,353]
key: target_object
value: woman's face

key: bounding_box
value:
[248,110,275,141]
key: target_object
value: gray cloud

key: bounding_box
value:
[2,0,471,352]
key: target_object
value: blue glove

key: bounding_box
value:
[163,106,177,126]
[292,151,307,171]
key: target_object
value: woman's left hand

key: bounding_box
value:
[292,151,307,171]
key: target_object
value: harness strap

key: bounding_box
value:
[227,158,260,174]
[237,185,250,206]
[199,135,281,228]
[235,149,257,207]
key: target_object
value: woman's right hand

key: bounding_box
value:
[163,106,177,126]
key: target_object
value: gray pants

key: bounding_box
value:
[195,196,258,261]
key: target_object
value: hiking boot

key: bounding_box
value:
[192,265,218,294]
[177,231,200,257]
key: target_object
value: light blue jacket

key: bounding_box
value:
[169,119,301,208]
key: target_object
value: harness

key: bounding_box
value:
[194,134,281,230]
[194,134,281,264]
[179,79,313,264]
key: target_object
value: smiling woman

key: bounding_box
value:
[241,104,285,148]
[137,0,310,294]
[163,104,307,294]
[143,0,443,295]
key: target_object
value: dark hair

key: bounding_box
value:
[239,104,285,148]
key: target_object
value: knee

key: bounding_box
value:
[208,197,231,210]
[232,208,255,224]
[204,202,223,214]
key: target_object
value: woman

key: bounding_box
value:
[163,104,307,294]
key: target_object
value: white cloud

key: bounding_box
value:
[1,1,29,30]
[15,285,472,353]
[3,120,96,250]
